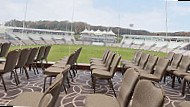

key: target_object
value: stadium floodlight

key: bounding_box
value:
[21,0,28,49]
[129,24,134,27]
[129,24,134,35]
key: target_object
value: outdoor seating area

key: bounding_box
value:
[0,44,190,107]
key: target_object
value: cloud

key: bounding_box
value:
[170,4,190,16]
[0,0,186,32]
[121,10,166,32]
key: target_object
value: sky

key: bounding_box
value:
[0,0,190,32]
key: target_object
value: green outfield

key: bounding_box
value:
[10,44,167,63]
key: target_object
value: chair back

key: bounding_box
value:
[131,80,165,107]
[72,47,82,65]
[66,53,75,65]
[171,53,183,69]
[138,52,150,69]
[44,73,63,107]
[166,52,175,65]
[4,50,21,73]
[38,93,53,107]
[105,51,115,70]
[178,56,190,73]
[110,54,121,77]
[42,45,52,61]
[102,49,110,63]
[0,42,11,57]
[144,55,158,74]
[117,68,139,107]
[26,47,39,65]
[154,58,169,81]
[132,50,139,62]
[36,46,46,61]
[134,51,142,65]
[76,47,82,61]
[16,48,31,68]
[104,51,112,65]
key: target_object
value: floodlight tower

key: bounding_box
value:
[21,0,28,49]
[165,0,169,52]
[69,0,75,55]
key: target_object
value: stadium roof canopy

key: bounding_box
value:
[81,29,116,36]
[4,26,74,34]
[122,34,190,39]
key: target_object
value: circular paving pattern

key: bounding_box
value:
[0,69,189,107]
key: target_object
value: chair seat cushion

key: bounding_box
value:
[90,58,102,63]
[92,69,112,78]
[124,63,136,69]
[184,76,190,81]
[179,101,190,107]
[8,92,43,107]
[167,66,177,73]
[173,71,190,77]
[94,67,108,71]
[44,66,64,75]
[90,62,105,66]
[121,60,132,66]
[90,65,106,70]
[90,61,104,65]
[140,73,159,82]
[139,70,150,75]
[85,94,120,107]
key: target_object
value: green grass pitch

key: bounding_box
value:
[9,44,167,63]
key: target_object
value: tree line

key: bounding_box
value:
[5,19,150,36]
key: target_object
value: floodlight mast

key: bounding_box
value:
[21,0,28,49]
[165,0,169,52]
[166,0,168,38]
[69,0,75,55]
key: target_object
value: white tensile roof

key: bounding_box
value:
[81,29,115,36]
[90,30,95,34]
[102,30,107,35]
[94,29,102,35]
[107,30,115,35]
[81,29,90,34]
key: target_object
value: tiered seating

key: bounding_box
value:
[112,43,121,47]
[75,41,83,45]
[104,42,112,47]
[83,41,91,45]
[122,38,133,45]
